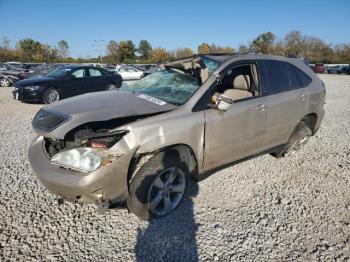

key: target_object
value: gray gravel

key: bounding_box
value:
[0,74,349,261]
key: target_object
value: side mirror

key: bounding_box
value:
[216,95,233,111]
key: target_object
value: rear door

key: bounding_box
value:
[87,68,107,91]
[261,60,309,148]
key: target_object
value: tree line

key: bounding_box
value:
[0,31,349,64]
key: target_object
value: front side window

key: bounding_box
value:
[89,69,102,77]
[46,67,72,78]
[120,69,199,106]
[72,69,85,78]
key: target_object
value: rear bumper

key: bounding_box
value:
[28,136,135,204]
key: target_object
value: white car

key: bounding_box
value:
[116,66,144,80]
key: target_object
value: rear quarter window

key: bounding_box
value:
[288,64,312,89]
[262,60,290,95]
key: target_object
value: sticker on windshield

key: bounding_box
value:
[137,94,166,106]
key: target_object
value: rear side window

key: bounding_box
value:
[89,68,102,77]
[288,64,312,89]
[262,60,290,95]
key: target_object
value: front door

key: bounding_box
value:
[203,96,268,171]
[61,68,91,97]
[202,62,268,172]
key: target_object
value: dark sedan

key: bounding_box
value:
[13,66,122,104]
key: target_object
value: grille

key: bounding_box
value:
[32,109,68,132]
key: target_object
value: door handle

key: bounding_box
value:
[255,104,266,111]
[300,94,306,100]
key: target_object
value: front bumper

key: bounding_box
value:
[28,136,135,204]
[12,87,41,102]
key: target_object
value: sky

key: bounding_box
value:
[1,0,350,58]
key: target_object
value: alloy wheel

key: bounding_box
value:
[0,79,10,87]
[147,167,186,216]
[284,136,310,157]
[45,89,60,103]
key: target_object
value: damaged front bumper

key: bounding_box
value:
[28,136,136,205]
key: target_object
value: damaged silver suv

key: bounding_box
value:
[29,54,325,220]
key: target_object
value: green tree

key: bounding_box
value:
[117,40,135,62]
[0,37,12,61]
[50,47,59,62]
[58,40,69,59]
[238,44,249,54]
[106,40,119,62]
[284,31,305,57]
[151,48,167,63]
[334,44,350,63]
[175,48,193,58]
[138,40,152,60]
[251,32,276,54]
[216,46,235,53]
[198,43,210,54]
[304,36,334,63]
[18,38,42,61]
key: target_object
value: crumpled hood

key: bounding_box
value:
[33,90,176,139]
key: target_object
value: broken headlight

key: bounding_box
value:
[51,147,105,173]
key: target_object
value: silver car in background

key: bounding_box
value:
[116,65,144,80]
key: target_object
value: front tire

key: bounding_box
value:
[43,87,60,104]
[127,151,189,220]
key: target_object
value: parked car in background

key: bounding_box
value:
[116,65,144,80]
[102,64,116,72]
[0,63,27,80]
[5,61,25,69]
[314,63,327,74]
[143,65,160,77]
[0,74,20,87]
[28,54,325,220]
[13,65,122,104]
[326,65,342,74]
[339,65,350,75]
[25,65,62,79]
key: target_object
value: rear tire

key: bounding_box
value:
[127,150,189,221]
[271,122,312,158]
[43,87,60,104]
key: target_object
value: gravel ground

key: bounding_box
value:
[0,74,349,261]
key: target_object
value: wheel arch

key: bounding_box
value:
[127,143,199,191]
[301,112,318,135]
